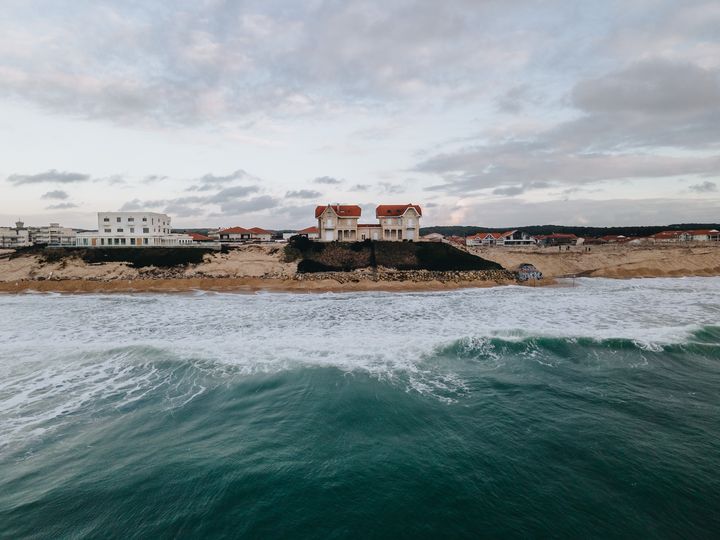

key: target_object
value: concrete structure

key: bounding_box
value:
[315,203,422,242]
[75,212,193,247]
[211,226,273,244]
[316,205,362,242]
[376,204,422,241]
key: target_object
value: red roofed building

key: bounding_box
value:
[212,226,273,243]
[188,232,215,242]
[315,203,423,242]
[316,204,362,241]
[375,204,422,241]
[466,230,536,247]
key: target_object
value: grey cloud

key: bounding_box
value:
[456,197,720,227]
[144,175,168,183]
[313,176,343,185]
[689,180,718,193]
[495,84,539,114]
[45,202,78,210]
[220,196,280,214]
[41,190,69,200]
[8,169,90,185]
[286,189,322,199]
[350,184,371,191]
[418,59,720,194]
[187,169,259,191]
[205,185,261,203]
[163,203,206,217]
[573,59,720,115]
[492,185,525,197]
[378,182,405,194]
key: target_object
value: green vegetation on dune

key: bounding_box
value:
[13,246,215,268]
[285,236,504,273]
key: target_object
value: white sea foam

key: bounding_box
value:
[1,277,719,448]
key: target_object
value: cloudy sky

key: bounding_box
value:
[1,0,719,229]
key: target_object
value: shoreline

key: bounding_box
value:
[0,276,527,294]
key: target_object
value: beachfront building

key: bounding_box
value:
[376,204,422,241]
[316,205,362,242]
[534,233,579,246]
[652,229,720,243]
[315,203,423,242]
[210,226,273,244]
[686,229,720,242]
[0,221,31,248]
[466,230,536,247]
[75,212,193,247]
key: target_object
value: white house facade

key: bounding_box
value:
[316,205,362,242]
[376,205,422,241]
[315,203,422,242]
[75,212,193,247]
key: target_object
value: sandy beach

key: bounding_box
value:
[1,243,719,293]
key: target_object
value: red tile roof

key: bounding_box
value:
[315,205,362,218]
[686,229,719,235]
[652,231,683,239]
[219,226,252,234]
[249,227,272,235]
[189,232,213,241]
[298,226,319,234]
[376,204,422,217]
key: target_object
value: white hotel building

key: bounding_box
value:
[75,212,194,247]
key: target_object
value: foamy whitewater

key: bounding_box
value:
[2,278,720,538]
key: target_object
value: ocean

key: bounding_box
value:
[1,278,719,539]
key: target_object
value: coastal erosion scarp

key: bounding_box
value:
[0,243,517,293]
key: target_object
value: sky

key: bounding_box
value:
[1,0,719,230]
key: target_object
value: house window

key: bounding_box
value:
[116,217,121,222]
[130,228,135,233]
[117,228,123,233]
[128,217,134,222]
[103,217,109,222]
[143,227,149,233]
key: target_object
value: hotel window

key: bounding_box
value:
[120,238,126,245]
[143,238,149,245]
[128,217,134,222]
[117,228,123,232]
[100,238,105,245]
[142,217,147,222]
[114,238,120,245]
[143,227,149,233]
[104,228,111,233]
[130,228,135,233]
[103,217,109,222]
[116,217,121,222]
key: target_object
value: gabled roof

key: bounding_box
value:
[376,204,422,217]
[686,229,719,235]
[298,226,319,234]
[219,226,252,234]
[249,227,272,235]
[315,205,362,218]
[189,232,213,241]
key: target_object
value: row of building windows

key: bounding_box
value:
[102,228,166,234]
[102,217,168,225]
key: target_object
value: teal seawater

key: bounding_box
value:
[1,278,720,539]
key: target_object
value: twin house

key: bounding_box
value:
[316,204,422,242]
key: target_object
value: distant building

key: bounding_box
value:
[0,221,31,248]
[75,212,193,247]
[211,226,273,244]
[421,233,444,242]
[0,220,75,248]
[534,233,578,246]
[296,226,320,240]
[466,230,535,247]
[686,229,720,242]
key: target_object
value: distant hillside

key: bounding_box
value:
[420,224,720,239]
